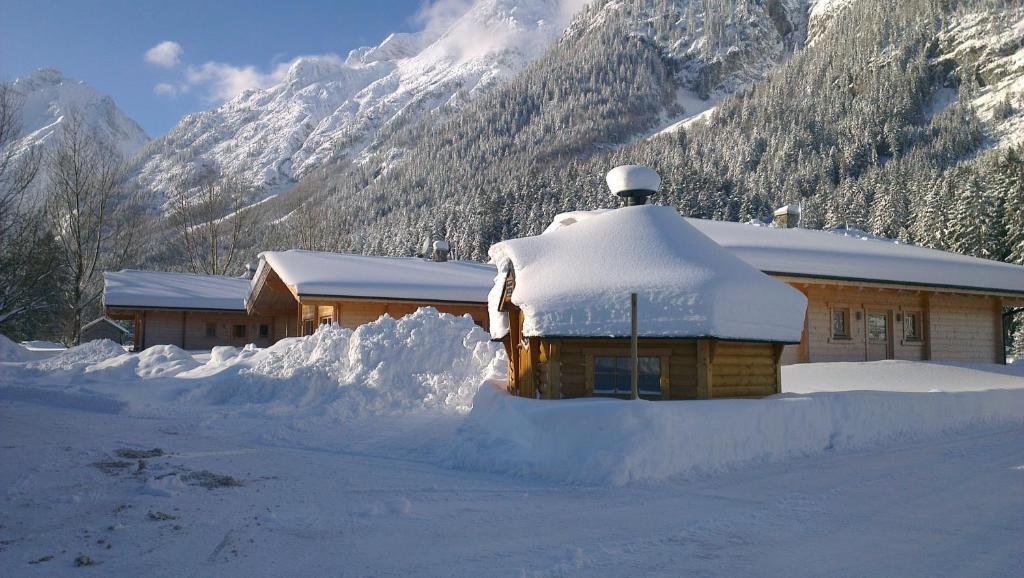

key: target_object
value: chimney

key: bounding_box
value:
[431,240,450,262]
[607,165,661,207]
[773,204,801,228]
[242,262,258,280]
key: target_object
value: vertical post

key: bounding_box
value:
[631,292,639,401]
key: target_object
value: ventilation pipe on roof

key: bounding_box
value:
[432,240,450,262]
[607,165,660,207]
[420,239,451,262]
[242,262,258,280]
[773,204,801,228]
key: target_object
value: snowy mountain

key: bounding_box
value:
[7,69,151,174]
[132,0,589,200]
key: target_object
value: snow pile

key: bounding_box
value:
[489,205,807,341]
[785,360,1024,393]
[0,334,32,362]
[451,364,1024,485]
[87,345,201,380]
[26,339,126,372]
[194,308,504,416]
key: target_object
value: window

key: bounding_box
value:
[593,356,661,398]
[831,307,850,339]
[205,322,217,338]
[303,319,314,335]
[320,316,333,326]
[259,324,269,338]
[903,311,922,341]
[233,324,246,339]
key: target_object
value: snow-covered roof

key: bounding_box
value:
[256,250,496,303]
[488,205,808,341]
[773,204,800,216]
[104,270,250,311]
[543,210,1024,296]
[688,219,1024,296]
[82,317,130,334]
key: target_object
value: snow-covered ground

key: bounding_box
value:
[1,311,1023,576]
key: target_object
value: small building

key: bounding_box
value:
[489,167,808,400]
[81,317,131,345]
[246,249,495,335]
[104,270,279,351]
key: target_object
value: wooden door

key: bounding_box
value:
[866,310,893,361]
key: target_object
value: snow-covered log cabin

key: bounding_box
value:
[246,249,494,335]
[104,270,279,351]
[538,168,1024,368]
[489,167,809,400]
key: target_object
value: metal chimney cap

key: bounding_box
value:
[606,165,660,205]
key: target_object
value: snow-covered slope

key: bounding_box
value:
[10,69,150,158]
[6,69,151,199]
[937,4,1024,148]
[133,0,588,200]
[639,0,811,139]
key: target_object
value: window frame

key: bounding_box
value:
[830,305,852,341]
[205,322,217,338]
[584,348,671,400]
[232,324,247,339]
[902,310,923,343]
[592,355,662,399]
[258,324,270,338]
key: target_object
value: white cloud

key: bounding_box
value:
[153,82,180,96]
[183,61,292,103]
[144,41,184,68]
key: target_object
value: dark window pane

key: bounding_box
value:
[593,356,661,397]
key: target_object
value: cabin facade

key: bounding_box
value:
[686,219,1024,365]
[489,193,808,400]
[104,270,282,351]
[246,249,495,336]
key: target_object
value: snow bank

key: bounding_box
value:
[26,339,126,372]
[785,360,1024,393]
[192,308,505,417]
[87,344,201,380]
[0,334,32,362]
[451,375,1024,485]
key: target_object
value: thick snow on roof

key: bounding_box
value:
[544,209,1024,296]
[104,270,249,311]
[258,250,495,303]
[688,219,1024,295]
[488,205,808,341]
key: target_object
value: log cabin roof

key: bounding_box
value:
[103,270,250,311]
[254,250,496,304]
[488,205,808,342]
[543,210,1024,297]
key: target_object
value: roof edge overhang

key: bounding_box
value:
[105,304,246,314]
[494,334,799,345]
[767,271,1024,298]
[295,292,487,306]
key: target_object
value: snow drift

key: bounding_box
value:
[190,308,505,416]
[26,339,126,372]
[0,334,32,362]
[451,376,1024,485]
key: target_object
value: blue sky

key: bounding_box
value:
[0,0,430,136]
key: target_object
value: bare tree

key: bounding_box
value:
[168,167,261,275]
[45,113,141,345]
[0,83,52,335]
